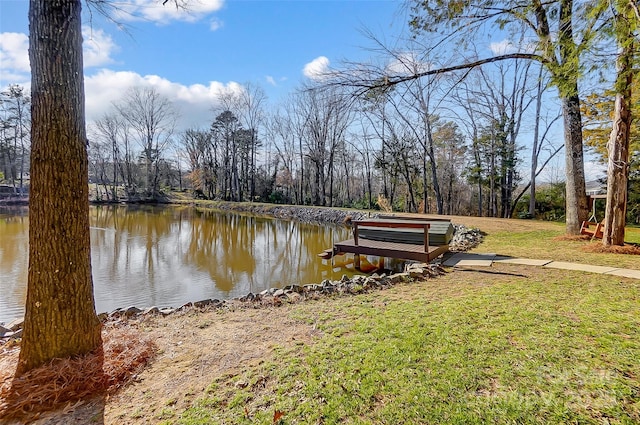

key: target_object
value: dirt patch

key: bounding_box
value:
[0,305,316,425]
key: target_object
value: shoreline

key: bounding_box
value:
[0,200,482,334]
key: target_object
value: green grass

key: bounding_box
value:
[474,224,640,270]
[172,268,640,424]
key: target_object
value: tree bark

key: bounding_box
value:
[561,93,589,234]
[18,0,102,374]
[603,4,634,246]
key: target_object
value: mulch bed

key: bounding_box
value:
[0,324,155,422]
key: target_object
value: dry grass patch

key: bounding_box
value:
[553,234,593,242]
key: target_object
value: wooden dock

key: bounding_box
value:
[319,219,450,268]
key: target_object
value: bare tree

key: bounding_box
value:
[116,87,177,198]
[295,85,353,206]
[235,83,267,201]
[0,85,30,195]
[92,112,128,200]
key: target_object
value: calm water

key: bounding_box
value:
[0,205,353,323]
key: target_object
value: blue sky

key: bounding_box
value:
[1,0,406,128]
[0,0,607,180]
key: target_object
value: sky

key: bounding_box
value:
[1,0,408,129]
[0,0,606,181]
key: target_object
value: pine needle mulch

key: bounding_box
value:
[581,242,640,255]
[553,235,640,255]
[0,324,156,422]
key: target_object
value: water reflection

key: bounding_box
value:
[0,205,351,323]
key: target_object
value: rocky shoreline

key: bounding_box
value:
[189,201,378,224]
[0,263,447,342]
[0,203,484,341]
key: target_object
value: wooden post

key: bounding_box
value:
[353,222,359,245]
[354,254,361,271]
[423,224,429,252]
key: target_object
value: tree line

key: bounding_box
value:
[3,65,639,225]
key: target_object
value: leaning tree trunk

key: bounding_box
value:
[17,0,102,375]
[603,4,634,247]
[561,92,589,234]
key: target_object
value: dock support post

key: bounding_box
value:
[354,254,361,271]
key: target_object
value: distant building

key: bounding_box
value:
[585,180,606,196]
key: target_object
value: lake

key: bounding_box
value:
[0,205,355,323]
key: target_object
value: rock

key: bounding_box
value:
[179,302,194,310]
[408,269,424,279]
[109,308,124,318]
[194,299,213,308]
[259,289,271,296]
[124,306,142,317]
[0,325,11,336]
[143,306,160,315]
[340,274,350,283]
[273,289,285,297]
[97,312,109,322]
[3,329,22,339]
[322,280,336,289]
[284,284,303,294]
[6,317,24,331]
[352,275,366,284]
[286,292,302,302]
[449,225,483,252]
[159,307,176,316]
[387,272,410,283]
[241,293,256,302]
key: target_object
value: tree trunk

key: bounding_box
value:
[18,0,102,375]
[603,7,633,246]
[529,70,544,217]
[561,93,589,234]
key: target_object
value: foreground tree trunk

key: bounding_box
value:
[561,93,589,234]
[603,1,634,246]
[17,0,102,375]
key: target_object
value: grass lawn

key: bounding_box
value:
[172,265,640,424]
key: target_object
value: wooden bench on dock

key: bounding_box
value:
[319,217,450,268]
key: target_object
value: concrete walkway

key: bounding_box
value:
[441,252,640,280]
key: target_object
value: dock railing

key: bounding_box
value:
[352,220,431,253]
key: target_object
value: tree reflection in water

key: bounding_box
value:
[0,205,352,322]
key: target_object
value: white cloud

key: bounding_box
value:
[386,51,431,76]
[265,76,276,86]
[109,0,224,25]
[209,18,224,31]
[0,28,118,86]
[489,38,537,55]
[303,56,330,80]
[0,32,30,85]
[85,69,243,129]
[82,26,119,68]
[489,39,517,55]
